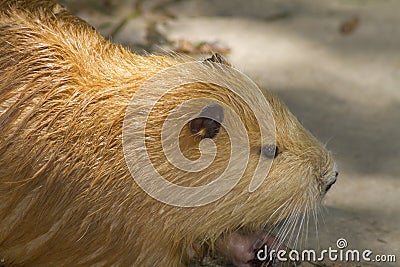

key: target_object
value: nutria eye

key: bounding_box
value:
[261,144,278,159]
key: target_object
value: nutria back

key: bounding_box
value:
[0,1,337,266]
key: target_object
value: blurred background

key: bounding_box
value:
[59,0,400,266]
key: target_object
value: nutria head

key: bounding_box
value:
[122,54,338,265]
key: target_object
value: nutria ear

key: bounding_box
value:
[203,53,231,66]
[189,104,224,139]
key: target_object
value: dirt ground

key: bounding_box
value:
[60,0,400,266]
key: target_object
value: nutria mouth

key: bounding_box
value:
[217,229,290,267]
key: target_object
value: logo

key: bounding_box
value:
[122,61,276,207]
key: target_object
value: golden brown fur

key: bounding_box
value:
[0,1,335,266]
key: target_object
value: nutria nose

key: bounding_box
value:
[325,171,338,192]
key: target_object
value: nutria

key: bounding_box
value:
[0,1,338,266]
